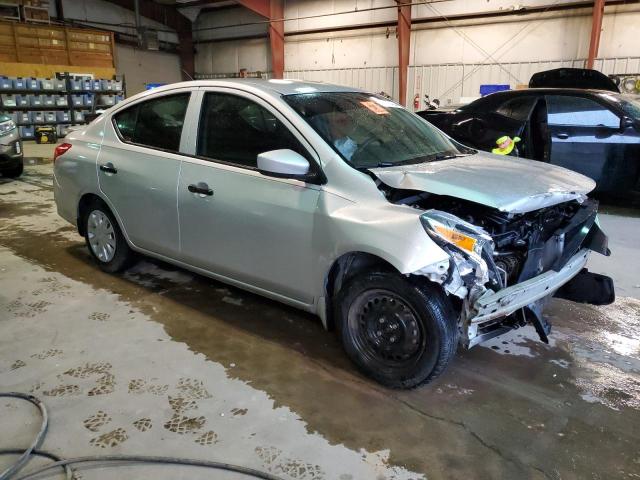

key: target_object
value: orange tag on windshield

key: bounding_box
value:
[360,101,389,115]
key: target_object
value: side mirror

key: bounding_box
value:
[257,149,310,180]
[621,116,636,129]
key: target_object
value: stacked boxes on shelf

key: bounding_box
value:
[0,74,125,140]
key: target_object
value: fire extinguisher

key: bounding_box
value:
[413,94,420,110]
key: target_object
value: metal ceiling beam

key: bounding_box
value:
[397,0,411,106]
[102,0,194,80]
[586,0,606,69]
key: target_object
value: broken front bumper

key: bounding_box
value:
[466,248,589,347]
[463,202,614,347]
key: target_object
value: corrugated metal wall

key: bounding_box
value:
[283,57,640,108]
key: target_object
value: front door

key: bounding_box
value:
[546,94,625,189]
[98,91,192,257]
[178,90,322,304]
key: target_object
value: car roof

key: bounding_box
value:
[461,87,619,110]
[141,79,365,96]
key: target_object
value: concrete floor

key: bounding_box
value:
[1,145,640,479]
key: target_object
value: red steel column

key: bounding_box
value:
[269,0,285,78]
[237,0,285,78]
[586,0,606,69]
[397,0,411,106]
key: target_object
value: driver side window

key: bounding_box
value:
[546,95,620,128]
[197,92,309,168]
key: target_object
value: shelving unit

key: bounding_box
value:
[0,72,125,139]
[0,1,20,22]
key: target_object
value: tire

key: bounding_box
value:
[336,271,459,389]
[2,162,23,178]
[82,199,134,273]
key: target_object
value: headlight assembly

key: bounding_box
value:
[420,210,493,257]
[0,119,17,136]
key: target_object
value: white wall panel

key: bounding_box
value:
[285,66,398,99]
[115,45,182,95]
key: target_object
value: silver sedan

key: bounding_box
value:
[54,79,613,388]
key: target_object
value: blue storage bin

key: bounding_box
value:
[13,77,26,89]
[101,79,112,91]
[43,95,56,107]
[16,94,29,107]
[26,78,40,90]
[1,94,17,107]
[17,111,32,124]
[56,111,71,122]
[53,79,66,91]
[41,78,55,90]
[479,84,510,96]
[33,111,45,124]
[71,94,84,107]
[84,93,95,106]
[73,111,85,123]
[20,126,35,139]
[93,79,102,91]
[112,80,123,91]
[98,94,116,106]
[30,95,44,107]
[55,95,68,107]
[69,78,83,91]
[44,111,57,123]
[82,78,92,90]
[115,95,124,104]
[56,124,69,137]
[0,77,12,89]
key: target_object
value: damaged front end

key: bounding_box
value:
[415,199,614,348]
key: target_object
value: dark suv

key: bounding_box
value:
[0,113,23,177]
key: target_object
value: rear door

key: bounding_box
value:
[177,89,322,304]
[546,94,625,187]
[98,90,193,257]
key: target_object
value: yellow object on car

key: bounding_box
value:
[492,135,520,155]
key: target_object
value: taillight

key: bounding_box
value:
[53,143,72,162]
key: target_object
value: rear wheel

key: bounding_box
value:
[337,271,459,389]
[83,200,134,273]
[2,162,23,178]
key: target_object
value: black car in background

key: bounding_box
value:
[418,89,640,199]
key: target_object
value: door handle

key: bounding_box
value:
[99,162,117,174]
[188,182,213,196]
[555,133,569,139]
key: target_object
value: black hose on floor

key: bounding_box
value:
[0,392,284,480]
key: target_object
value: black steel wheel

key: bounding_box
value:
[337,271,458,389]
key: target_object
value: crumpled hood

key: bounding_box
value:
[370,152,596,213]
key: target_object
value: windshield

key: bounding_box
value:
[620,94,640,119]
[283,92,465,169]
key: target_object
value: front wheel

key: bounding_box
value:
[337,271,459,389]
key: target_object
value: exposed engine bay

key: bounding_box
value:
[383,185,583,285]
[376,181,613,347]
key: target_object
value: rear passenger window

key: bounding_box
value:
[197,92,308,168]
[113,93,190,152]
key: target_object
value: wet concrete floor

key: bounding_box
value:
[1,161,639,479]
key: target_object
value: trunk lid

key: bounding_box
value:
[370,152,595,213]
